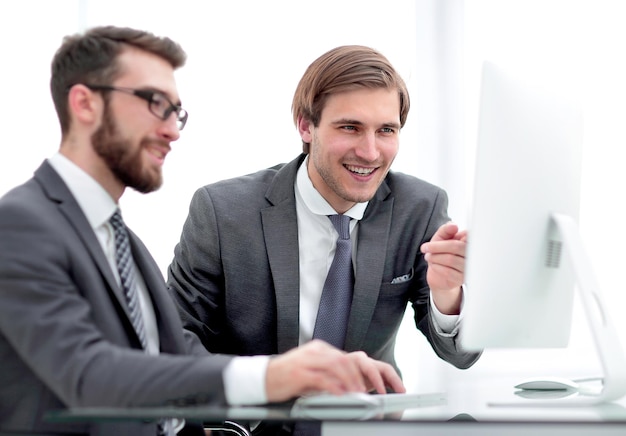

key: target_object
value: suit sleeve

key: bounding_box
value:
[0,198,232,408]
[167,186,227,352]
[411,188,482,369]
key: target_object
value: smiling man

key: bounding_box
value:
[167,45,482,435]
[302,86,401,213]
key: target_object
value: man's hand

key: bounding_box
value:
[420,222,466,315]
[264,339,405,403]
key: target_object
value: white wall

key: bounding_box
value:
[0,1,79,198]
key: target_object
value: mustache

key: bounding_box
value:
[141,138,171,150]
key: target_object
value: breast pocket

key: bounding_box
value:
[370,274,414,334]
[389,267,414,285]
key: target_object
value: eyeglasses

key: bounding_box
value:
[84,84,188,130]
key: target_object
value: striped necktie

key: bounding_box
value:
[109,209,148,350]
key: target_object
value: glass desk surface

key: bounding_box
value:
[46,376,626,427]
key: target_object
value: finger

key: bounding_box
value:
[455,229,467,242]
[360,359,405,394]
[425,252,465,274]
[426,262,465,295]
[421,223,464,254]
[344,351,405,394]
[422,239,466,257]
[430,222,459,242]
[378,362,406,394]
[428,262,464,285]
[329,353,366,392]
[301,341,365,392]
[346,351,385,393]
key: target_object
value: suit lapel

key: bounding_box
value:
[35,162,135,334]
[262,204,300,353]
[262,155,306,353]
[344,184,394,351]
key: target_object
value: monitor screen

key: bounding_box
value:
[461,61,584,350]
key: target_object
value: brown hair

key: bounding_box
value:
[291,45,410,153]
[50,25,187,135]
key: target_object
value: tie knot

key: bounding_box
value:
[109,209,125,231]
[328,214,351,240]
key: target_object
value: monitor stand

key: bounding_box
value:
[492,213,626,407]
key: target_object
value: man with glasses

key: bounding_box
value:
[0,26,404,436]
[83,84,189,131]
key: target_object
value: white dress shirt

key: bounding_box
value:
[295,156,461,342]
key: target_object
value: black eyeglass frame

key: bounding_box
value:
[83,84,188,130]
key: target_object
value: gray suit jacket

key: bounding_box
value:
[0,161,232,436]
[168,154,481,373]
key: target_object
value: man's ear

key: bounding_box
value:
[297,115,313,143]
[67,84,102,128]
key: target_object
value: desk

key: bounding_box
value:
[324,376,626,435]
[46,376,626,435]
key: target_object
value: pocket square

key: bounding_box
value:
[391,268,414,284]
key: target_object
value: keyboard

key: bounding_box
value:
[294,392,447,410]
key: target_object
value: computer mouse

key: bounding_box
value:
[514,376,579,391]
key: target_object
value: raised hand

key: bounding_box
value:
[420,222,466,315]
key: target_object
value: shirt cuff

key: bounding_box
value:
[429,285,465,336]
[223,355,269,405]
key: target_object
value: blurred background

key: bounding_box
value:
[1,0,625,393]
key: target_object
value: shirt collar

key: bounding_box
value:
[295,155,368,220]
[47,153,118,229]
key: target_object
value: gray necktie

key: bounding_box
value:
[293,215,354,436]
[110,209,148,350]
[312,214,354,348]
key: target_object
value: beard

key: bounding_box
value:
[91,105,163,194]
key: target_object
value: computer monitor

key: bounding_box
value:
[461,62,626,403]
